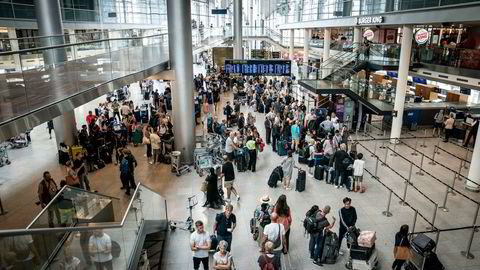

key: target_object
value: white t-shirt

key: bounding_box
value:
[353,159,365,177]
[213,251,231,266]
[190,231,211,258]
[89,234,113,263]
[225,137,234,153]
[150,133,161,150]
[263,223,285,251]
[63,256,81,270]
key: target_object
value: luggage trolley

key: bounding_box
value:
[170,195,197,232]
[170,151,191,176]
[345,229,378,270]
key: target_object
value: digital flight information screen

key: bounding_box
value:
[224,59,291,76]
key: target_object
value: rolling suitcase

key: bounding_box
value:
[350,244,374,261]
[132,130,142,146]
[277,140,288,156]
[411,234,436,254]
[321,231,339,264]
[325,167,335,184]
[314,165,324,180]
[99,146,112,164]
[296,169,306,192]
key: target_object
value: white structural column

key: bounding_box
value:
[353,26,362,52]
[234,0,243,59]
[303,29,310,76]
[167,0,196,164]
[466,132,480,191]
[323,28,331,62]
[289,29,294,60]
[53,110,77,146]
[390,25,413,142]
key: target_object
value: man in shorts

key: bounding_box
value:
[220,156,239,201]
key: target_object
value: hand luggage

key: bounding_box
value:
[325,167,335,184]
[295,169,306,192]
[350,244,374,261]
[132,130,142,146]
[351,249,378,270]
[424,252,444,270]
[210,235,219,251]
[298,156,308,164]
[314,165,324,180]
[277,140,288,156]
[357,231,376,248]
[99,146,112,164]
[411,233,436,254]
[71,145,84,158]
[321,230,339,264]
[268,166,283,188]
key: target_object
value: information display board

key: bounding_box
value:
[224,59,291,76]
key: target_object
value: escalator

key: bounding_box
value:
[0,184,168,270]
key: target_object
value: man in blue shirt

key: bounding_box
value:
[291,120,301,152]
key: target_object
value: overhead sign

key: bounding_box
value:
[415,29,429,44]
[356,16,383,25]
[224,59,291,76]
[212,9,227,15]
[363,29,375,41]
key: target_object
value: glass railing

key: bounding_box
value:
[0,183,166,270]
[0,33,169,125]
[416,46,480,70]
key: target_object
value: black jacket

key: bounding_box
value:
[329,149,349,170]
[339,207,357,228]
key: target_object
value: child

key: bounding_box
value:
[353,153,365,193]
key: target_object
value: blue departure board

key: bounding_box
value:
[224,59,291,76]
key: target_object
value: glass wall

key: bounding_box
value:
[266,0,479,25]
[0,0,168,27]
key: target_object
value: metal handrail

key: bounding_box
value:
[0,32,168,57]
[1,183,147,236]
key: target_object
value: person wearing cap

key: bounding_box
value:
[219,156,239,202]
[255,195,273,247]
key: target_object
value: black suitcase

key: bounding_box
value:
[349,244,374,261]
[298,156,308,164]
[99,147,112,164]
[314,165,324,180]
[296,169,306,192]
[411,234,436,254]
[325,167,335,184]
[424,252,445,270]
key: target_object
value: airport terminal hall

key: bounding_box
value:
[2,0,480,270]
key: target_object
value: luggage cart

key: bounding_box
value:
[170,151,191,176]
[170,195,197,232]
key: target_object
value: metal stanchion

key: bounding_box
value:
[383,129,386,138]
[420,129,427,148]
[428,146,437,165]
[434,230,440,252]
[382,190,393,217]
[407,162,414,185]
[461,204,480,259]
[374,157,380,180]
[371,140,378,157]
[410,210,418,239]
[382,147,389,166]
[448,172,457,196]
[399,180,409,206]
[363,122,368,134]
[390,142,398,157]
[435,140,441,154]
[379,140,386,149]
[438,186,450,212]
[416,153,425,176]
[0,196,7,216]
[456,160,463,180]
[411,139,419,156]
[426,202,438,230]
[463,149,469,169]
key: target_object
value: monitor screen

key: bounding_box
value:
[224,59,292,76]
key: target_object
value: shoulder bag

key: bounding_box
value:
[394,237,411,260]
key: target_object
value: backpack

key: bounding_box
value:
[342,157,352,169]
[120,158,129,174]
[260,208,271,227]
[262,255,275,270]
[303,210,318,234]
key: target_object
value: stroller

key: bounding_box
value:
[0,145,11,167]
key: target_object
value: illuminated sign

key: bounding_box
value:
[415,29,429,44]
[356,16,383,25]
[224,59,291,76]
[363,29,375,41]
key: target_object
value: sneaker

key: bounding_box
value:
[149,161,153,165]
[237,196,240,201]
[339,250,345,256]
[286,187,292,191]
[313,260,323,266]
[335,185,339,189]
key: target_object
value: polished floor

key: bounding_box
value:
[0,65,479,270]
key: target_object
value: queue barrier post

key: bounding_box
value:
[461,203,479,259]
[416,153,425,176]
[410,210,418,241]
[379,140,386,149]
[457,160,463,180]
[382,147,389,166]
[399,179,409,206]
[420,129,427,148]
[435,140,441,154]
[383,129,386,138]
[426,202,438,230]
[428,146,437,166]
[371,140,378,158]
[434,230,440,253]
[390,141,398,157]
[448,172,457,196]
[411,139,419,156]
[363,122,368,134]
[374,156,380,180]
[463,149,469,169]
[438,185,450,212]
[382,189,393,217]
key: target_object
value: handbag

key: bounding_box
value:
[200,181,208,193]
[394,238,411,260]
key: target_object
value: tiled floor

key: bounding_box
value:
[0,64,479,270]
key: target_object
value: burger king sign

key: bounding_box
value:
[363,29,374,41]
[415,29,429,44]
